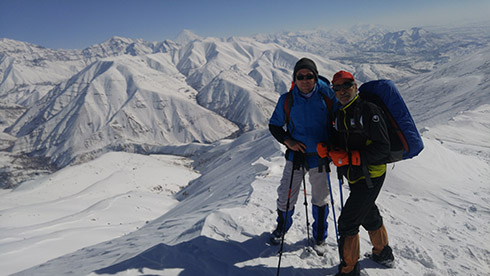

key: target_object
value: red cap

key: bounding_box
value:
[332,70,355,83]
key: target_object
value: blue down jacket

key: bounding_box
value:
[269,78,337,169]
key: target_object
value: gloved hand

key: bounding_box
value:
[316,142,329,158]
[329,149,361,167]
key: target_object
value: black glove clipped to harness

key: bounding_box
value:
[292,151,306,170]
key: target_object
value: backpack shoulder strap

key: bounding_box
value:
[284,80,335,130]
[317,75,335,124]
[284,81,295,125]
[321,93,333,115]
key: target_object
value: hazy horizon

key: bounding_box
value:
[1,0,489,50]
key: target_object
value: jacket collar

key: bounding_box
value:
[340,94,359,110]
[294,83,318,99]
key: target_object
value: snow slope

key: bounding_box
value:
[0,152,200,275]
[401,45,490,128]
[1,109,490,275]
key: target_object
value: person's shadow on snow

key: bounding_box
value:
[94,233,337,276]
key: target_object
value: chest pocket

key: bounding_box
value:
[335,105,369,149]
[335,105,364,133]
[349,105,365,133]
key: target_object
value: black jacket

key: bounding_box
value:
[333,95,390,183]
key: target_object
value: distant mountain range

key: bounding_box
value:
[1,23,490,187]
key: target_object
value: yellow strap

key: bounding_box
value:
[346,164,386,184]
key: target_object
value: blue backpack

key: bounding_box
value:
[358,80,424,162]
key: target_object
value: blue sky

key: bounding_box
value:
[1,0,489,50]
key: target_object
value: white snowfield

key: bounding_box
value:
[1,24,490,275]
[1,115,490,275]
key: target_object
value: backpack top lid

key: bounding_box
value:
[358,80,424,160]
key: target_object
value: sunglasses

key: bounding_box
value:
[333,81,355,92]
[296,74,315,81]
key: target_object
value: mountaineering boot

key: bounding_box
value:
[335,262,360,276]
[312,237,328,256]
[312,204,329,255]
[269,228,283,245]
[368,224,394,267]
[269,209,294,245]
[337,234,360,275]
[369,245,395,268]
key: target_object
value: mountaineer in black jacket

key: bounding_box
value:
[317,71,395,276]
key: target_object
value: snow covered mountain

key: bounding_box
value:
[402,44,490,127]
[1,32,348,172]
[0,38,88,109]
[1,22,489,184]
[1,22,490,275]
[0,36,178,111]
[5,54,239,166]
[256,23,490,79]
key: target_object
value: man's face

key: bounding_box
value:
[333,78,357,105]
[295,68,316,94]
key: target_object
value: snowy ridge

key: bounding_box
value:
[174,29,203,45]
[80,36,178,60]
[198,66,279,131]
[6,54,239,167]
[0,38,89,108]
[401,44,490,127]
[2,33,349,169]
[255,24,490,80]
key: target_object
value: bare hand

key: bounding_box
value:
[284,139,306,153]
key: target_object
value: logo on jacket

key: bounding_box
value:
[351,116,363,128]
[350,118,356,127]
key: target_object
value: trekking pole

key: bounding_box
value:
[326,165,342,262]
[301,161,311,246]
[277,155,297,276]
[337,168,344,211]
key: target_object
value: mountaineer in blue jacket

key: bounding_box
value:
[268,57,337,254]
